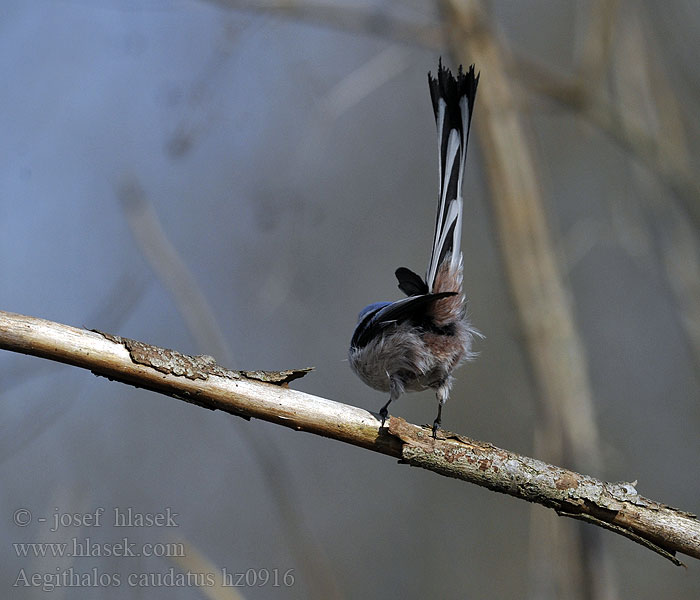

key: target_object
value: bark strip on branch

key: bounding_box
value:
[1,310,698,565]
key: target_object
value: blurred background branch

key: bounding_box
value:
[117,179,341,600]
[204,0,443,47]
[440,1,610,598]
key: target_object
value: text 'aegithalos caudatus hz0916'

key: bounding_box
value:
[349,59,480,438]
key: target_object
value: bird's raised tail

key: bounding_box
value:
[426,60,479,294]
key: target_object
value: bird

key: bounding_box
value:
[348,59,480,438]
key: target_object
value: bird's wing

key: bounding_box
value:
[350,292,457,349]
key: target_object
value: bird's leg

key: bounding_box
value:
[432,404,443,438]
[432,382,450,438]
[379,375,403,429]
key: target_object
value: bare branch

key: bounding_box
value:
[1,309,699,565]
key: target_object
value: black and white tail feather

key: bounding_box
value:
[427,60,478,292]
[349,59,480,438]
[396,60,479,297]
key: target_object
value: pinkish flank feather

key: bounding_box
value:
[430,253,464,326]
[422,333,461,362]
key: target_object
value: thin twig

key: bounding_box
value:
[1,310,698,565]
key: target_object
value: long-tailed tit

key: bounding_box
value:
[349,59,480,438]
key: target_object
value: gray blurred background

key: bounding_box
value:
[1,1,699,599]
